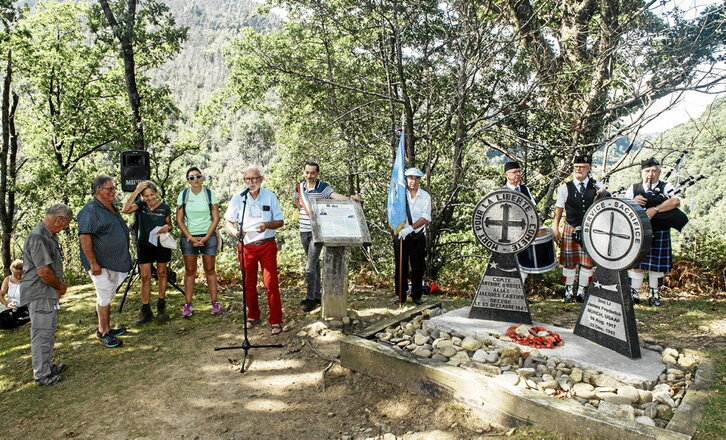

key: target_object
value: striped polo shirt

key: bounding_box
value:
[293,181,334,233]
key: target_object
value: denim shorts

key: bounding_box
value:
[180,234,218,257]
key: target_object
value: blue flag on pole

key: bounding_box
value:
[387,129,408,234]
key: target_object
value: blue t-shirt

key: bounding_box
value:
[77,198,132,272]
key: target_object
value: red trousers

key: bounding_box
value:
[237,240,282,325]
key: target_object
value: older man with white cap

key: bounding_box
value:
[394,167,431,305]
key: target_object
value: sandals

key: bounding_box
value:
[270,324,283,335]
[245,318,260,329]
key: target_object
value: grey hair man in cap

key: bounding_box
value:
[18,204,73,386]
[625,157,681,306]
[394,167,431,305]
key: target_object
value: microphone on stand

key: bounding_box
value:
[240,187,251,197]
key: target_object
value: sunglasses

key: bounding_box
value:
[187,174,204,181]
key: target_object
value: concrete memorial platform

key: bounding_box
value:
[341,304,712,440]
[424,306,663,385]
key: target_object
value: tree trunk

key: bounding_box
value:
[0,49,19,275]
[98,0,145,150]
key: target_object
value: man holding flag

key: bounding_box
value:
[293,161,361,313]
[388,129,431,305]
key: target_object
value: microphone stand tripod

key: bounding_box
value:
[214,190,282,373]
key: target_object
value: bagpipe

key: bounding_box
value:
[605,151,704,232]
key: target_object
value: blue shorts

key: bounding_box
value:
[180,234,218,257]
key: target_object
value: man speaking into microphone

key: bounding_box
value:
[225,166,285,335]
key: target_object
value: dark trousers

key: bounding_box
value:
[300,231,322,302]
[394,232,426,302]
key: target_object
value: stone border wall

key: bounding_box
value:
[340,304,711,440]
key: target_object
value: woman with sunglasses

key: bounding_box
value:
[176,167,221,317]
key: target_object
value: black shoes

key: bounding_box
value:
[563,285,574,303]
[648,288,661,307]
[50,363,67,375]
[631,288,641,304]
[95,327,127,339]
[136,304,154,325]
[301,299,320,313]
[156,298,169,322]
[36,363,68,385]
[36,374,62,386]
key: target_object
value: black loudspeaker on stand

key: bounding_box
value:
[214,192,282,373]
[120,150,151,192]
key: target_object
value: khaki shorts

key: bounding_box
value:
[89,269,128,306]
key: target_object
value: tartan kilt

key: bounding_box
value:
[558,224,594,269]
[639,230,672,272]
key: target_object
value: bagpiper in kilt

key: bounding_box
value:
[625,157,682,307]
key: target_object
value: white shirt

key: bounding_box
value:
[555,177,605,208]
[0,280,19,311]
[407,188,432,233]
[624,180,675,199]
[505,183,535,204]
[225,188,284,244]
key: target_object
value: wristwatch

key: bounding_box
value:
[654,205,660,213]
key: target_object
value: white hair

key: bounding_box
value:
[243,165,264,176]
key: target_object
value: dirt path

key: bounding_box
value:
[26,288,501,440]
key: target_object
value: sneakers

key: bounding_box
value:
[182,303,193,318]
[648,288,661,307]
[98,332,123,348]
[35,374,63,386]
[631,288,641,305]
[576,286,585,303]
[211,301,222,315]
[563,285,574,303]
[50,363,67,375]
[156,298,169,322]
[136,303,154,325]
[95,327,127,339]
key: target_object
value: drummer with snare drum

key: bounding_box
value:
[504,162,559,283]
[502,162,537,283]
[552,154,605,303]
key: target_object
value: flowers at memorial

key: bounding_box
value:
[506,324,563,349]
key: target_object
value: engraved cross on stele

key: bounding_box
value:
[593,211,631,256]
[484,202,526,243]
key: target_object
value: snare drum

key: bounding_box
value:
[517,226,556,274]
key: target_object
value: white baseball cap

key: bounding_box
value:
[404,167,425,177]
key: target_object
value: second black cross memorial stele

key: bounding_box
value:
[575,198,652,359]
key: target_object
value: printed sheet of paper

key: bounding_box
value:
[315,203,362,239]
[148,226,162,247]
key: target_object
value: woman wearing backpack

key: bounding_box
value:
[176,167,221,317]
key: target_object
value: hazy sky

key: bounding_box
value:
[642,0,725,134]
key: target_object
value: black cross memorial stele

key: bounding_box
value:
[469,190,538,324]
[484,203,526,243]
[575,198,653,359]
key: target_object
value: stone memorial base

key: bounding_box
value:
[341,304,711,440]
[427,307,660,385]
